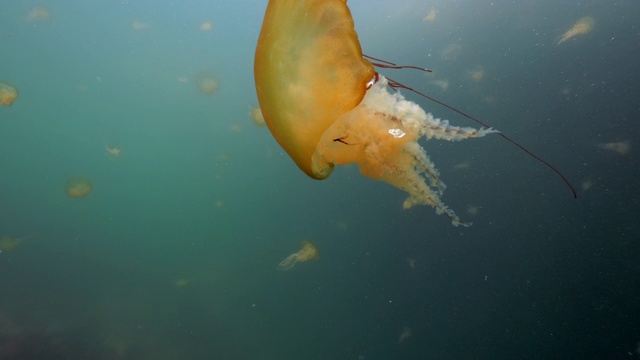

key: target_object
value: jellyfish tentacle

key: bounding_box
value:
[420,115,498,141]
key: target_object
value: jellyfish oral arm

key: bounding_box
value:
[313,76,494,227]
[277,254,298,270]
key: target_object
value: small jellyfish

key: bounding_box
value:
[556,17,595,45]
[469,66,484,82]
[483,96,498,105]
[0,236,24,254]
[65,177,92,198]
[423,8,437,22]
[452,161,471,170]
[441,43,462,61]
[598,140,630,155]
[431,79,449,92]
[130,20,150,31]
[174,278,193,289]
[277,240,319,270]
[229,123,244,133]
[581,179,593,192]
[398,327,412,344]
[335,221,348,231]
[105,143,123,157]
[196,71,219,94]
[26,6,50,22]
[200,22,214,32]
[250,106,266,127]
[0,81,19,107]
[407,258,416,269]
[467,204,480,216]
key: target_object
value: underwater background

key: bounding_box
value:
[1,0,639,359]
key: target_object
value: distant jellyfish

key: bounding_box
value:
[65,177,92,198]
[431,79,449,91]
[174,278,193,289]
[556,16,594,45]
[335,221,348,231]
[407,258,416,269]
[0,236,23,254]
[581,179,593,192]
[250,106,266,127]
[598,140,630,155]
[229,123,244,133]
[441,43,462,61]
[200,21,214,31]
[130,20,150,31]
[423,8,437,22]
[0,81,19,107]
[196,71,219,94]
[26,6,50,22]
[105,143,123,158]
[467,204,480,216]
[469,66,484,82]
[398,327,412,344]
[453,161,471,170]
[277,240,319,271]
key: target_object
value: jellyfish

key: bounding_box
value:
[229,123,244,133]
[423,8,437,22]
[250,105,266,127]
[196,70,219,94]
[431,79,449,92]
[277,240,319,271]
[556,17,594,45]
[0,236,23,254]
[255,0,497,226]
[130,20,150,31]
[65,177,92,198]
[441,43,462,61]
[598,140,630,155]
[174,278,193,289]
[0,81,19,107]
[467,204,480,216]
[398,326,412,343]
[105,143,123,157]
[469,66,484,82]
[200,22,214,32]
[581,179,593,192]
[26,6,50,22]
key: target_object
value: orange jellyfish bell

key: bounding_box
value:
[0,81,19,107]
[255,0,375,179]
[255,0,497,226]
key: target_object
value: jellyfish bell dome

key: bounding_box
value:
[65,177,92,198]
[0,81,19,107]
